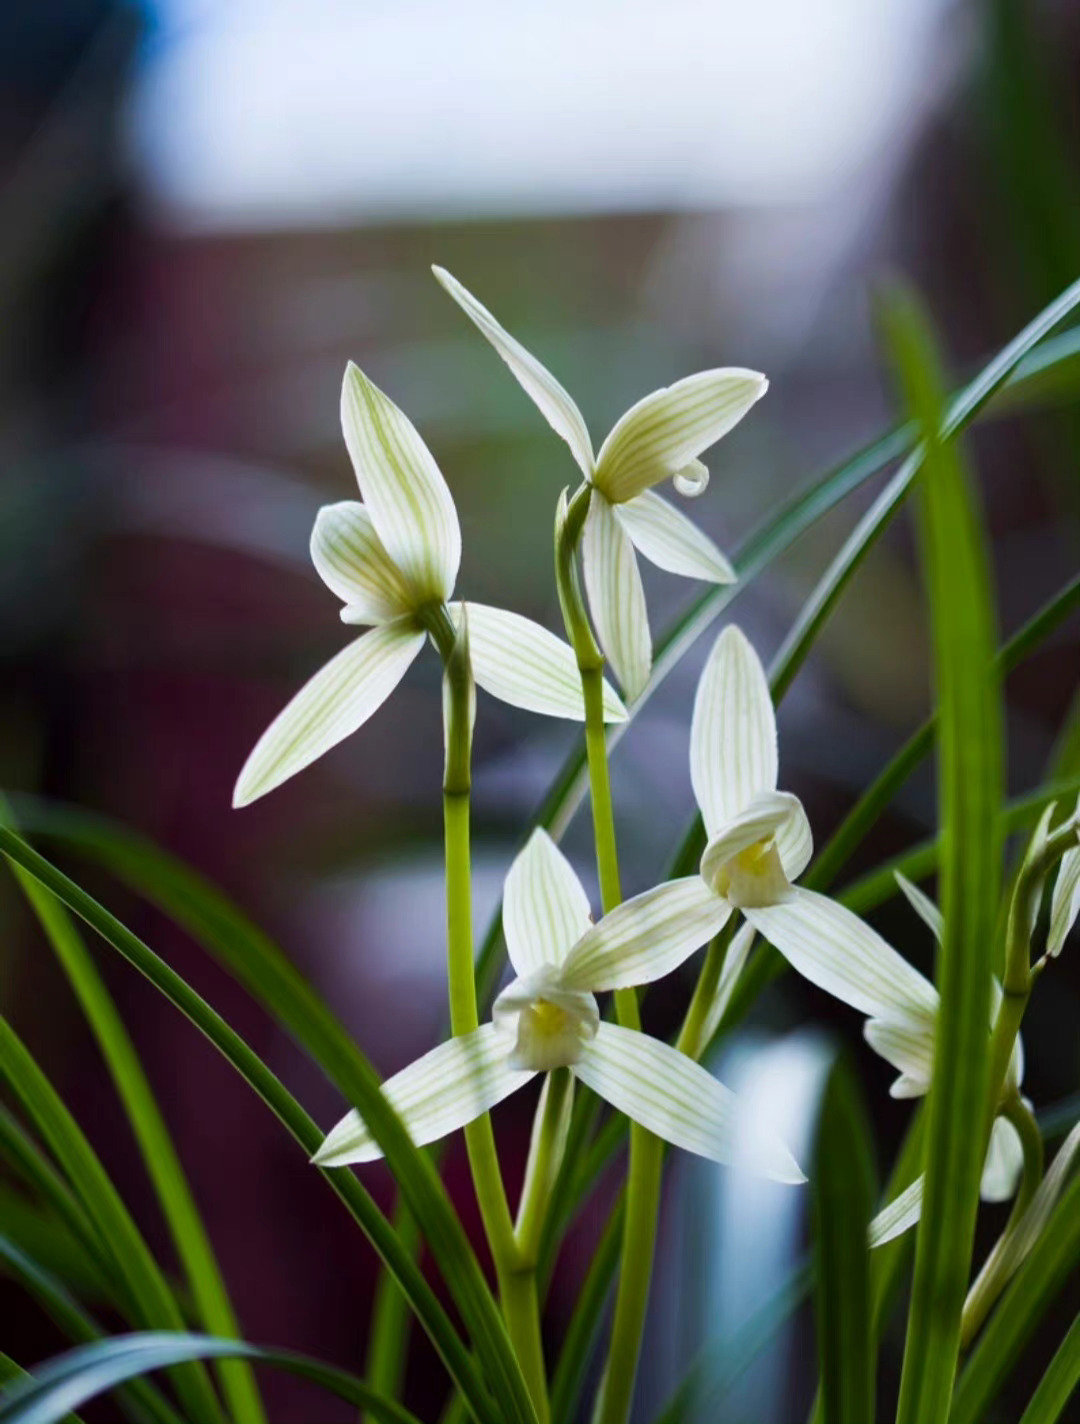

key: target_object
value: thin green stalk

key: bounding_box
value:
[515,1070,574,1268]
[548,1200,624,1424]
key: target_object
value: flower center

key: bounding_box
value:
[493,976,600,1072]
[709,837,791,908]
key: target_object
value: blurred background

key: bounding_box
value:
[0,0,1077,1419]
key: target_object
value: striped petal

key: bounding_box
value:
[450,602,626,723]
[503,829,593,977]
[432,266,594,478]
[981,1115,1025,1203]
[869,1176,923,1248]
[1048,803,1080,957]
[560,877,731,992]
[691,625,778,836]
[312,1023,532,1166]
[573,1022,804,1182]
[863,1014,934,1098]
[895,872,944,942]
[582,492,651,702]
[614,490,735,584]
[233,619,424,807]
[746,888,939,1023]
[310,501,412,624]
[340,362,461,605]
[593,368,768,504]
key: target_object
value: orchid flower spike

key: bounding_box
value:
[433,266,767,701]
[314,829,803,1183]
[234,363,626,806]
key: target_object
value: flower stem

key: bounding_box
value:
[515,1069,575,1267]
[554,489,661,1424]
[435,604,549,1423]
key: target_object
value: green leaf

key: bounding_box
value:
[0,1332,422,1424]
[1017,1309,1080,1424]
[0,1357,81,1424]
[953,1165,1080,1423]
[885,287,1003,1424]
[0,830,528,1424]
[548,1201,622,1424]
[812,1059,877,1424]
[6,845,265,1424]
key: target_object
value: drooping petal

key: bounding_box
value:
[310,501,412,624]
[895,872,944,942]
[572,1022,804,1182]
[502,829,593,977]
[1048,805,1080,958]
[582,492,651,702]
[340,362,461,605]
[560,878,731,992]
[699,921,757,1048]
[593,369,768,504]
[869,1176,923,1248]
[614,490,735,584]
[863,1015,934,1097]
[431,266,595,478]
[691,625,778,836]
[981,1115,1025,1203]
[745,887,939,1023]
[312,1023,532,1166]
[233,619,425,807]
[450,602,626,723]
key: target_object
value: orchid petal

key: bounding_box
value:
[863,1015,934,1097]
[432,266,594,478]
[895,872,944,942]
[1048,802,1080,957]
[582,492,651,701]
[691,625,778,836]
[502,829,593,978]
[560,877,731,992]
[745,887,939,1023]
[310,501,412,624]
[981,1116,1025,1203]
[573,1022,804,1182]
[698,791,805,901]
[775,800,814,882]
[869,1176,924,1247]
[450,602,626,723]
[340,362,461,604]
[614,490,735,584]
[593,368,767,504]
[233,618,424,807]
[312,1024,532,1166]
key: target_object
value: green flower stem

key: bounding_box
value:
[961,1093,1045,1346]
[676,921,737,1060]
[555,489,661,1424]
[430,602,548,1424]
[515,1070,574,1268]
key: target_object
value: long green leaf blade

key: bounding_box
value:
[886,289,1003,1424]
[1018,1310,1080,1424]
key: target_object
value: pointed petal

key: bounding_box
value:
[582,493,651,701]
[775,800,814,882]
[699,792,806,902]
[895,872,944,943]
[573,1022,804,1182]
[431,266,594,478]
[981,1116,1024,1203]
[560,878,731,992]
[691,625,778,836]
[312,1024,533,1166]
[869,1176,924,1248]
[745,888,939,1023]
[863,1015,933,1097]
[502,829,593,977]
[699,921,757,1048]
[233,620,424,807]
[1048,804,1080,957]
[593,368,768,503]
[310,501,412,624]
[450,602,626,723]
[614,490,735,584]
[340,362,461,604]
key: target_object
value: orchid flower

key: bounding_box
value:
[314,829,803,1183]
[433,266,767,701]
[234,363,626,806]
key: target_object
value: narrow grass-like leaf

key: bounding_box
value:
[548,1201,622,1424]
[0,1359,81,1424]
[886,289,1003,1424]
[8,858,265,1424]
[0,1017,226,1424]
[0,1333,421,1424]
[1017,1310,1080,1424]
[0,831,522,1424]
[812,1059,877,1424]
[953,1166,1080,1423]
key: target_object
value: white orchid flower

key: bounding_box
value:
[314,829,803,1183]
[433,266,767,701]
[234,363,626,807]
